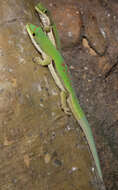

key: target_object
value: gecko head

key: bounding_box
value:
[35,3,48,15]
[26,23,43,39]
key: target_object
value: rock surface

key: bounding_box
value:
[0,0,118,189]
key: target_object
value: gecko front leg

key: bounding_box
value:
[33,54,52,66]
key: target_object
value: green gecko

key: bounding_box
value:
[26,23,103,180]
[35,2,61,50]
[35,3,69,103]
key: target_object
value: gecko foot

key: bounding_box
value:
[61,106,71,115]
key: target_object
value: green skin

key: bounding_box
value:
[26,23,103,180]
[35,2,61,50]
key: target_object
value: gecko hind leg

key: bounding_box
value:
[60,91,71,115]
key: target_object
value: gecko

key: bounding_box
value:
[26,17,103,181]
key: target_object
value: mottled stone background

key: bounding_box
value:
[0,0,118,189]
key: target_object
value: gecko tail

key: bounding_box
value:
[68,94,103,180]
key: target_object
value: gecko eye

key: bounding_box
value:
[32,33,35,36]
[44,9,47,14]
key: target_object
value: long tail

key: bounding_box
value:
[68,92,103,180]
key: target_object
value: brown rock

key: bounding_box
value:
[84,11,107,56]
[52,4,82,48]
